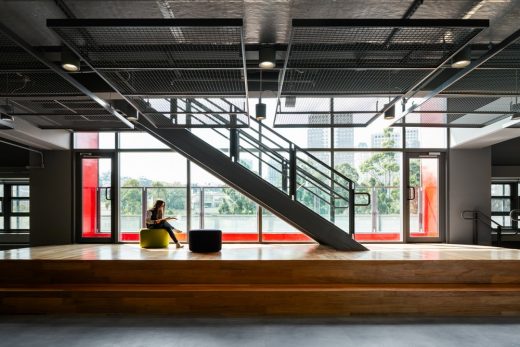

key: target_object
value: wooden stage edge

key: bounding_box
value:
[2,243,520,316]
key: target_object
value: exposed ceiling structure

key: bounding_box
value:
[0,0,519,132]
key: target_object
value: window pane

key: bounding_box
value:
[491,184,504,196]
[202,187,258,242]
[405,128,447,148]
[119,152,188,242]
[491,198,510,212]
[11,199,30,213]
[119,132,168,149]
[335,127,402,149]
[335,151,402,242]
[74,132,115,149]
[10,216,29,230]
[12,185,29,197]
[0,184,3,197]
[0,216,3,230]
[120,187,143,234]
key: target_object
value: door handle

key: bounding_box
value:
[407,186,416,201]
[105,187,111,201]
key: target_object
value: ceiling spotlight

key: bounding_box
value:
[61,47,80,72]
[451,46,471,69]
[384,104,395,120]
[259,45,276,70]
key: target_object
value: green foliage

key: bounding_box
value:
[218,188,256,215]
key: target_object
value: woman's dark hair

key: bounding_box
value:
[152,200,165,211]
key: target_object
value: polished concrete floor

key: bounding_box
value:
[0,316,519,347]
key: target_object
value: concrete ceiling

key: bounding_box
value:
[1,0,519,46]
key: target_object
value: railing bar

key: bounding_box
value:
[296,171,348,201]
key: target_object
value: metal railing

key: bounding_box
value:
[461,210,503,246]
[165,98,365,234]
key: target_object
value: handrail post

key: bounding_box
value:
[282,160,288,193]
[349,187,355,236]
[497,225,502,247]
[230,128,239,162]
[473,211,478,245]
[289,145,297,200]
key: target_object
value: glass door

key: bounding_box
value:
[76,152,116,243]
[404,152,445,242]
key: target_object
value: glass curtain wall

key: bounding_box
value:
[74,97,447,244]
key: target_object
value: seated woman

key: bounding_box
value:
[146,199,184,249]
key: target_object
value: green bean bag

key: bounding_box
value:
[139,228,170,248]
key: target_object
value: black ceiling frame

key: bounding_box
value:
[0,23,134,129]
[274,18,489,128]
[48,18,249,129]
[395,28,520,127]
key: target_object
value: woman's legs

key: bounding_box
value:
[159,221,179,243]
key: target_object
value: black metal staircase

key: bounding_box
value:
[136,99,367,251]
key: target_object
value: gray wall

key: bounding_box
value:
[448,148,492,245]
[30,150,73,246]
[492,136,520,178]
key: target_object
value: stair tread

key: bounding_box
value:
[3,283,520,292]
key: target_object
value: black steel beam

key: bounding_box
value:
[292,18,489,28]
[47,18,243,28]
[396,28,520,124]
[0,23,133,129]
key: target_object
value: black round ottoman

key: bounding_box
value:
[188,229,222,253]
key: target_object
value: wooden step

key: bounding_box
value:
[2,283,520,316]
[3,259,520,285]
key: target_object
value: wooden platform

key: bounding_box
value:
[2,243,520,316]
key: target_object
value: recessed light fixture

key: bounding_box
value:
[451,47,471,69]
[259,45,276,70]
[61,47,80,72]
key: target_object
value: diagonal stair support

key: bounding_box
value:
[136,118,367,251]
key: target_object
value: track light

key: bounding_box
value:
[259,45,276,70]
[255,69,267,121]
[451,46,471,69]
[61,47,80,72]
[384,104,395,120]
[255,102,266,121]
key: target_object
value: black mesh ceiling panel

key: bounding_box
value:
[275,19,488,127]
[49,19,249,128]
[0,29,131,130]
[8,97,126,130]
[444,39,520,95]
[394,96,517,127]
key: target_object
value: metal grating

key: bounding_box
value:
[275,112,375,128]
[445,39,520,95]
[394,96,518,127]
[50,23,244,69]
[0,72,83,96]
[6,97,127,130]
[395,112,510,128]
[281,69,428,95]
[0,31,47,71]
[49,19,248,128]
[443,69,520,95]
[275,19,488,127]
[104,69,245,96]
